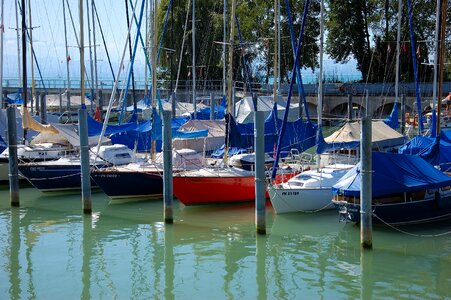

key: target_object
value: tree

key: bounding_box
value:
[325,0,451,83]
[157,0,320,88]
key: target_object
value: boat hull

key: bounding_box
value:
[268,186,334,214]
[18,164,98,192]
[91,171,163,199]
[334,196,451,225]
[173,176,257,205]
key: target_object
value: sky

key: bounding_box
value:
[1,0,361,85]
[3,0,149,82]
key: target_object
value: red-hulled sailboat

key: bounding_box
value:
[172,1,300,206]
[173,165,297,206]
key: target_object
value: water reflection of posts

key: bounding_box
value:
[164,223,175,299]
[9,208,21,299]
[163,110,173,223]
[256,235,268,299]
[81,215,92,299]
[360,92,372,249]
[360,249,374,299]
[254,110,266,234]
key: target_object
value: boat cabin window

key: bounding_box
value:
[296,174,312,180]
[115,153,132,159]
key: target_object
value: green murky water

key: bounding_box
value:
[1,185,451,299]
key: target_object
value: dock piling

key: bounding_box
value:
[163,110,173,224]
[360,91,372,249]
[254,110,265,235]
[7,106,19,206]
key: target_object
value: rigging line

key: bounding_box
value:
[174,0,192,93]
[42,0,64,77]
[92,1,116,82]
[64,0,91,84]
[100,0,121,60]
[407,0,424,135]
[156,0,173,64]
[94,0,139,162]
[125,0,137,112]
[235,14,255,106]
[285,0,310,121]
[17,1,47,92]
[201,1,221,91]
[127,0,151,73]
[271,0,311,181]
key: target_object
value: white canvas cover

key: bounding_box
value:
[325,120,405,150]
[173,120,225,153]
[44,93,91,109]
[234,95,299,124]
[52,123,110,147]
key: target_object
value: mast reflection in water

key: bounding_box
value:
[1,187,451,298]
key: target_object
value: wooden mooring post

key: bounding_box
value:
[163,110,173,223]
[7,107,19,206]
[254,110,266,234]
[360,92,372,249]
[79,0,92,214]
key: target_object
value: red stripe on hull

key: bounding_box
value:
[173,172,297,206]
[173,176,257,205]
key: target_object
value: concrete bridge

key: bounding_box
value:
[2,80,449,119]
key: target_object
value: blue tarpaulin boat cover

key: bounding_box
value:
[0,134,6,153]
[383,103,399,129]
[87,114,146,137]
[6,92,24,105]
[190,105,226,120]
[108,109,207,152]
[398,131,451,171]
[332,152,451,197]
[228,104,317,157]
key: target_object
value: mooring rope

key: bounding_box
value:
[373,212,451,237]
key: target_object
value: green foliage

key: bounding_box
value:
[325,0,450,83]
[156,0,450,85]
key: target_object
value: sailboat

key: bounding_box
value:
[172,1,300,206]
[18,143,137,192]
[332,152,451,225]
[267,0,351,213]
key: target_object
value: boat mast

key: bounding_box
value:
[192,0,196,118]
[62,0,72,115]
[86,0,95,111]
[316,0,324,169]
[394,0,402,105]
[277,0,280,94]
[436,0,447,135]
[223,0,227,97]
[224,0,236,165]
[21,0,27,142]
[151,0,157,160]
[14,0,22,94]
[0,0,3,109]
[144,0,149,96]
[125,0,137,113]
[432,0,440,117]
[273,0,278,103]
[91,0,100,118]
[27,0,35,115]
[174,0,191,94]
